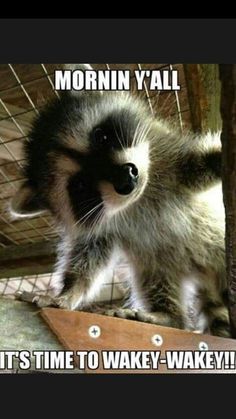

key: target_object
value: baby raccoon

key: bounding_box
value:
[11,65,229,337]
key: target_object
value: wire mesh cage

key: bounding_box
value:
[0,63,192,305]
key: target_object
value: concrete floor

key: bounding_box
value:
[0,298,79,373]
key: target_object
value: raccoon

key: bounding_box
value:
[10,65,229,337]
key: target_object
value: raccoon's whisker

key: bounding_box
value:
[118,118,127,149]
[74,197,102,217]
[80,202,103,224]
[135,121,144,144]
[138,123,151,146]
[74,202,103,227]
[96,207,105,233]
[118,133,125,152]
[87,207,104,241]
[142,123,151,142]
[86,214,97,241]
[134,122,146,146]
[113,213,119,235]
[112,120,125,152]
[120,208,128,231]
[79,199,102,213]
[78,208,102,232]
[94,209,105,240]
[73,200,100,224]
[78,200,98,212]
[132,120,142,147]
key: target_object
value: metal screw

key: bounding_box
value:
[151,334,163,347]
[88,325,101,339]
[199,341,208,351]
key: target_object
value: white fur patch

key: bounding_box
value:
[195,183,225,240]
[9,204,45,219]
[9,185,46,219]
[181,273,208,333]
[199,131,221,152]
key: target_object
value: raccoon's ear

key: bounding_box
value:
[10,183,47,218]
[63,64,103,97]
[64,63,93,71]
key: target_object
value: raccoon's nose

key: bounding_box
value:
[113,163,139,195]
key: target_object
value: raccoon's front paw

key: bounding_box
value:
[103,307,181,328]
[103,308,159,323]
[16,291,82,311]
[16,291,57,308]
[104,308,139,320]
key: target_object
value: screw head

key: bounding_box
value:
[151,334,163,347]
[88,325,101,339]
[199,341,208,351]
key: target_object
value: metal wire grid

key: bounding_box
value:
[0,271,126,305]
[0,273,54,298]
[0,63,190,302]
[0,64,60,247]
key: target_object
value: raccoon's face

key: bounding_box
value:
[10,90,151,232]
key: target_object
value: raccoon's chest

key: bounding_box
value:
[115,200,193,252]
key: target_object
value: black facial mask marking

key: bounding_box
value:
[66,115,141,222]
[90,112,136,152]
[67,172,103,225]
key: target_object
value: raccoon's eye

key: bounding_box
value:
[93,128,108,145]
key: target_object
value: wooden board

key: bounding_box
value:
[41,308,236,374]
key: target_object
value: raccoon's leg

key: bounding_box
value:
[178,147,221,191]
[18,236,115,310]
[202,290,231,338]
[208,305,230,338]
